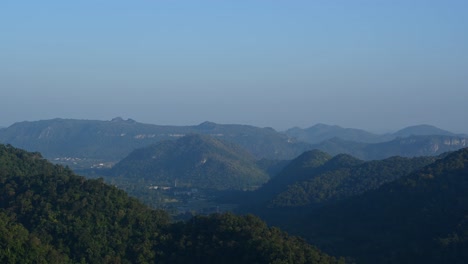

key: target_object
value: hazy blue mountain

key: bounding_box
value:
[110,134,270,190]
[285,123,388,144]
[285,123,464,145]
[363,135,468,159]
[0,118,311,166]
[295,147,468,263]
[313,135,468,160]
[393,124,457,137]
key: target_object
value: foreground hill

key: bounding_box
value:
[0,118,310,167]
[288,148,468,263]
[110,134,270,190]
[0,144,342,264]
[314,135,468,160]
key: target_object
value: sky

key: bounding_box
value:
[1,0,467,133]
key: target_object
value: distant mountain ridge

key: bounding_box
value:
[0,118,310,165]
[314,135,468,160]
[285,123,389,144]
[285,123,466,144]
[392,124,458,137]
[1,118,467,168]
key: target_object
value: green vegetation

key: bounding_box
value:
[110,134,270,190]
[269,155,437,207]
[0,144,340,263]
[161,213,344,264]
[0,144,170,263]
[257,150,333,200]
[240,150,436,211]
[266,148,468,263]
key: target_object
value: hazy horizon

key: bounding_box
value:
[2,1,467,133]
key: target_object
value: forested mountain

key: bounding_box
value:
[110,134,270,190]
[313,135,468,160]
[285,123,389,144]
[295,147,468,263]
[255,158,291,179]
[248,150,333,204]
[268,155,437,208]
[0,144,342,264]
[0,118,310,166]
[240,150,437,211]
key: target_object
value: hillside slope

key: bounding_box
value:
[313,135,468,160]
[285,123,388,144]
[0,144,343,264]
[110,134,270,190]
[298,147,468,263]
[240,151,436,213]
[0,118,310,166]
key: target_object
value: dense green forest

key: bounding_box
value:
[268,154,438,207]
[259,148,468,263]
[0,144,342,263]
[109,134,269,190]
[237,150,437,211]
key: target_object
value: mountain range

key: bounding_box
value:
[1,118,467,171]
[2,118,468,263]
[285,123,464,144]
[314,135,467,160]
[285,123,389,144]
[0,118,309,165]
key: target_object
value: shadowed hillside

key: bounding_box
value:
[0,144,343,264]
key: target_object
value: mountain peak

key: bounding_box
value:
[111,117,125,122]
[197,121,218,130]
[111,134,268,190]
[325,153,364,168]
[393,124,455,137]
[290,149,332,169]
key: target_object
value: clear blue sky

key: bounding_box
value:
[1,0,467,132]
